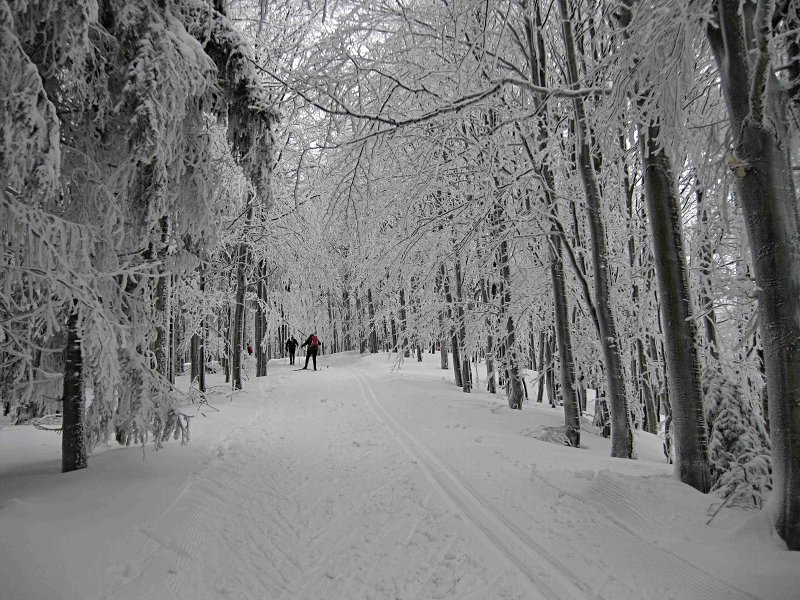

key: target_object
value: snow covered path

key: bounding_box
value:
[108,358,535,600]
[1,352,795,599]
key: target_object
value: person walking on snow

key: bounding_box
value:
[301,333,320,370]
[285,336,299,365]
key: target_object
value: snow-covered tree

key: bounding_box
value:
[1,0,274,471]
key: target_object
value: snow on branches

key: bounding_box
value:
[176,0,276,206]
[0,2,61,200]
[1,0,275,463]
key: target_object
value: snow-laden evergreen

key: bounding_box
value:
[704,363,772,506]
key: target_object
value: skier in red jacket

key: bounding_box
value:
[300,333,320,370]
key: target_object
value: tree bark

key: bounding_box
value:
[399,287,410,358]
[551,233,580,444]
[367,288,378,353]
[62,309,87,472]
[480,278,497,394]
[497,238,523,407]
[232,240,247,390]
[342,287,352,351]
[636,338,657,434]
[453,256,471,393]
[536,329,546,404]
[356,292,365,354]
[190,332,200,385]
[558,0,632,457]
[441,263,462,387]
[255,261,267,377]
[198,266,207,391]
[709,0,800,547]
[519,0,580,442]
[390,316,398,353]
[639,122,710,492]
[436,270,449,370]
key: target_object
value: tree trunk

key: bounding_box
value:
[190,332,200,386]
[637,338,657,434]
[255,261,267,377]
[223,306,230,383]
[480,279,497,394]
[436,271,449,370]
[638,122,710,491]
[453,256,471,393]
[551,233,580,444]
[439,313,449,370]
[356,292,365,354]
[528,317,537,370]
[545,333,556,407]
[390,317,398,353]
[154,268,171,380]
[367,288,378,353]
[536,329,546,404]
[232,241,246,390]
[342,288,352,351]
[169,294,178,383]
[558,0,633,458]
[399,287,410,358]
[441,263,462,387]
[62,309,87,472]
[520,0,580,441]
[709,0,800,547]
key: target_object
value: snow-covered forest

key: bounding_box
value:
[1,0,799,596]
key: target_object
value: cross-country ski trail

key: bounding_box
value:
[2,352,793,600]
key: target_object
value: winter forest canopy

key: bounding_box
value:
[1,0,799,555]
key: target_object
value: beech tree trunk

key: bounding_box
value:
[558,0,633,458]
[367,288,378,353]
[399,287,410,358]
[436,264,449,370]
[231,205,252,390]
[636,338,657,434]
[232,241,247,390]
[255,261,267,377]
[696,188,719,359]
[191,333,200,385]
[453,256,471,393]
[536,329,546,404]
[498,242,522,407]
[197,266,207,391]
[342,288,352,351]
[356,292,365,354]
[709,0,800,548]
[441,263,462,388]
[522,0,579,441]
[639,123,711,492]
[62,309,87,472]
[614,0,710,489]
[480,279,497,394]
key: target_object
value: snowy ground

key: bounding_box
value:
[0,351,796,600]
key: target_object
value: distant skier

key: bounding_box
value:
[300,333,320,370]
[246,341,253,356]
[285,336,299,365]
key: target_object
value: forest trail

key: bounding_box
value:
[103,353,770,600]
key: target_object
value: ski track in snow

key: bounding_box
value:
[103,358,766,600]
[106,365,527,600]
[348,367,763,600]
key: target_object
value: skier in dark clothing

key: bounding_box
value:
[300,333,320,370]
[285,336,299,365]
